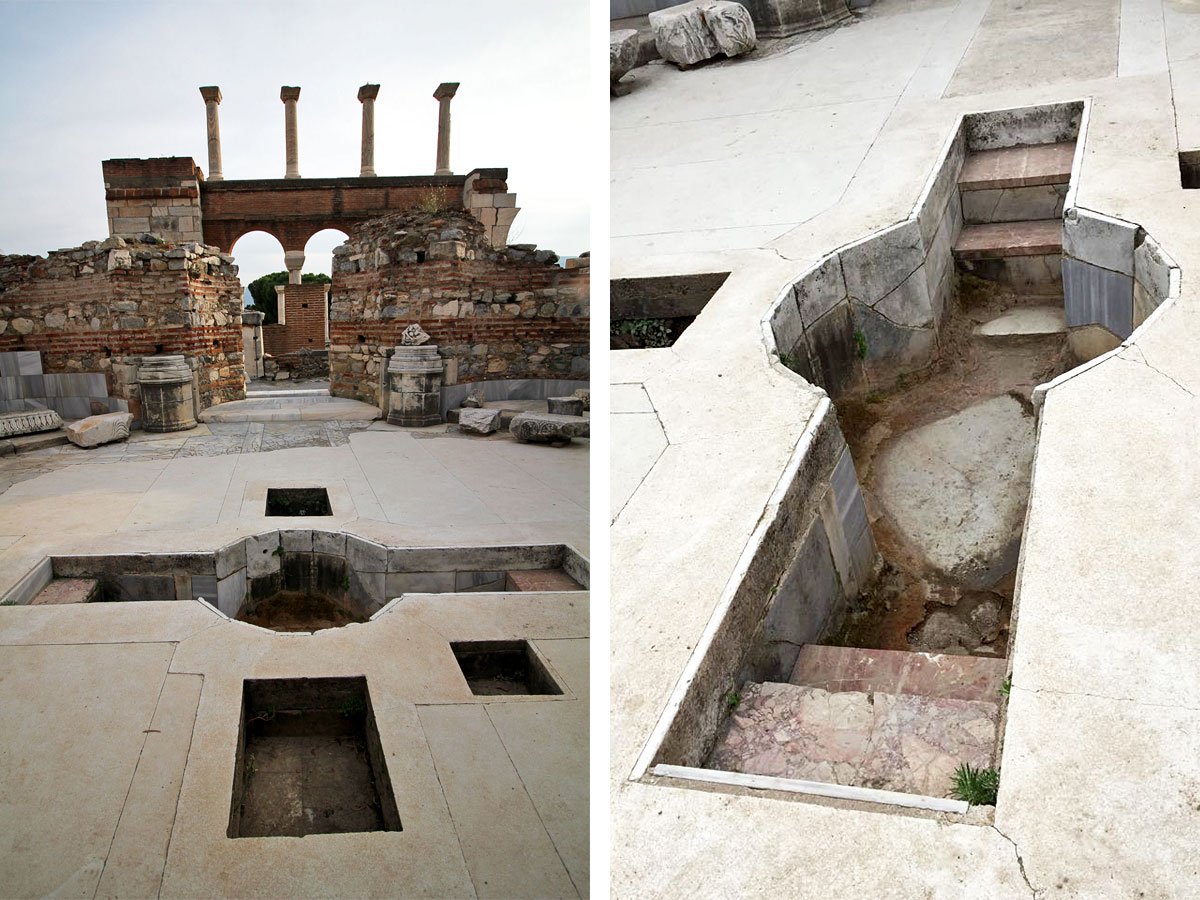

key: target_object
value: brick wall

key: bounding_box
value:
[0,236,246,416]
[263,282,329,361]
[102,158,203,244]
[327,209,589,406]
[200,177,467,252]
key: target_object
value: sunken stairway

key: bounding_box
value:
[708,645,1006,798]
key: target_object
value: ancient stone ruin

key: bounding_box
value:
[0,82,588,431]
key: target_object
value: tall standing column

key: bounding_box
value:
[280,86,301,179]
[433,82,459,176]
[199,86,224,181]
[358,83,380,177]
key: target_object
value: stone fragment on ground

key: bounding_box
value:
[510,412,590,444]
[64,412,133,448]
[458,407,502,435]
[547,396,584,416]
[573,388,590,411]
[650,1,721,67]
[708,681,998,797]
[703,0,757,57]
[611,29,640,93]
[0,408,63,438]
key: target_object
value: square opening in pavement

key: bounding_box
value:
[265,487,332,517]
[451,640,564,696]
[610,272,730,349]
[1180,151,1200,189]
[228,677,401,838]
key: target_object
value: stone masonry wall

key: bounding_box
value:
[0,236,245,417]
[328,209,589,406]
[103,158,204,244]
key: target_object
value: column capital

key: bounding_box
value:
[358,83,380,102]
[280,86,301,103]
[199,85,222,104]
[433,82,459,101]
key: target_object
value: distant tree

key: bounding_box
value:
[246,271,331,324]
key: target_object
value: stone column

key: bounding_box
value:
[137,356,197,432]
[242,310,265,379]
[357,84,380,177]
[281,86,301,179]
[433,82,459,175]
[284,250,305,285]
[199,86,224,181]
[387,333,444,426]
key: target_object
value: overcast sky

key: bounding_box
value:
[0,0,589,295]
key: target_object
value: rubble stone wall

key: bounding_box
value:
[328,209,589,406]
[0,236,246,418]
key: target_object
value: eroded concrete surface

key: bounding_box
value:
[612,0,1200,895]
[0,423,588,897]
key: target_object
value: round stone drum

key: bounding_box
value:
[137,355,197,432]
[386,345,444,427]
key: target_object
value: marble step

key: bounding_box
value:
[953,219,1062,260]
[959,141,1074,191]
[708,681,999,798]
[504,569,583,591]
[973,305,1067,341]
[789,644,1007,703]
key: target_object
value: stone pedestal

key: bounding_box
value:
[386,345,443,427]
[137,355,197,432]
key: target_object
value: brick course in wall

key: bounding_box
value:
[0,236,245,416]
[326,209,588,406]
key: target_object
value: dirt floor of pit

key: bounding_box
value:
[832,275,1078,657]
[237,590,367,632]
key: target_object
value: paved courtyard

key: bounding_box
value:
[0,419,588,897]
[612,0,1200,896]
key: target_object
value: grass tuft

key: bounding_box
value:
[951,763,999,806]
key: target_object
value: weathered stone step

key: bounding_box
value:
[953,220,1062,260]
[30,578,99,605]
[0,429,70,457]
[789,644,1007,703]
[505,569,583,591]
[973,305,1066,341]
[245,388,329,399]
[708,682,999,798]
[959,141,1074,191]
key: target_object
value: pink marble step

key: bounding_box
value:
[708,682,999,798]
[959,141,1075,191]
[953,220,1062,259]
[789,644,1007,703]
[30,578,98,605]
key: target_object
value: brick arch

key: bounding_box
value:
[199,175,475,253]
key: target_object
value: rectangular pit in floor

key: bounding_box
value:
[18,538,590,630]
[452,640,564,696]
[610,272,729,349]
[228,676,401,838]
[265,487,333,517]
[1180,150,1200,189]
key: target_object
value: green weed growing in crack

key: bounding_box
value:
[725,689,742,712]
[853,329,869,360]
[1000,675,1012,697]
[952,763,999,806]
